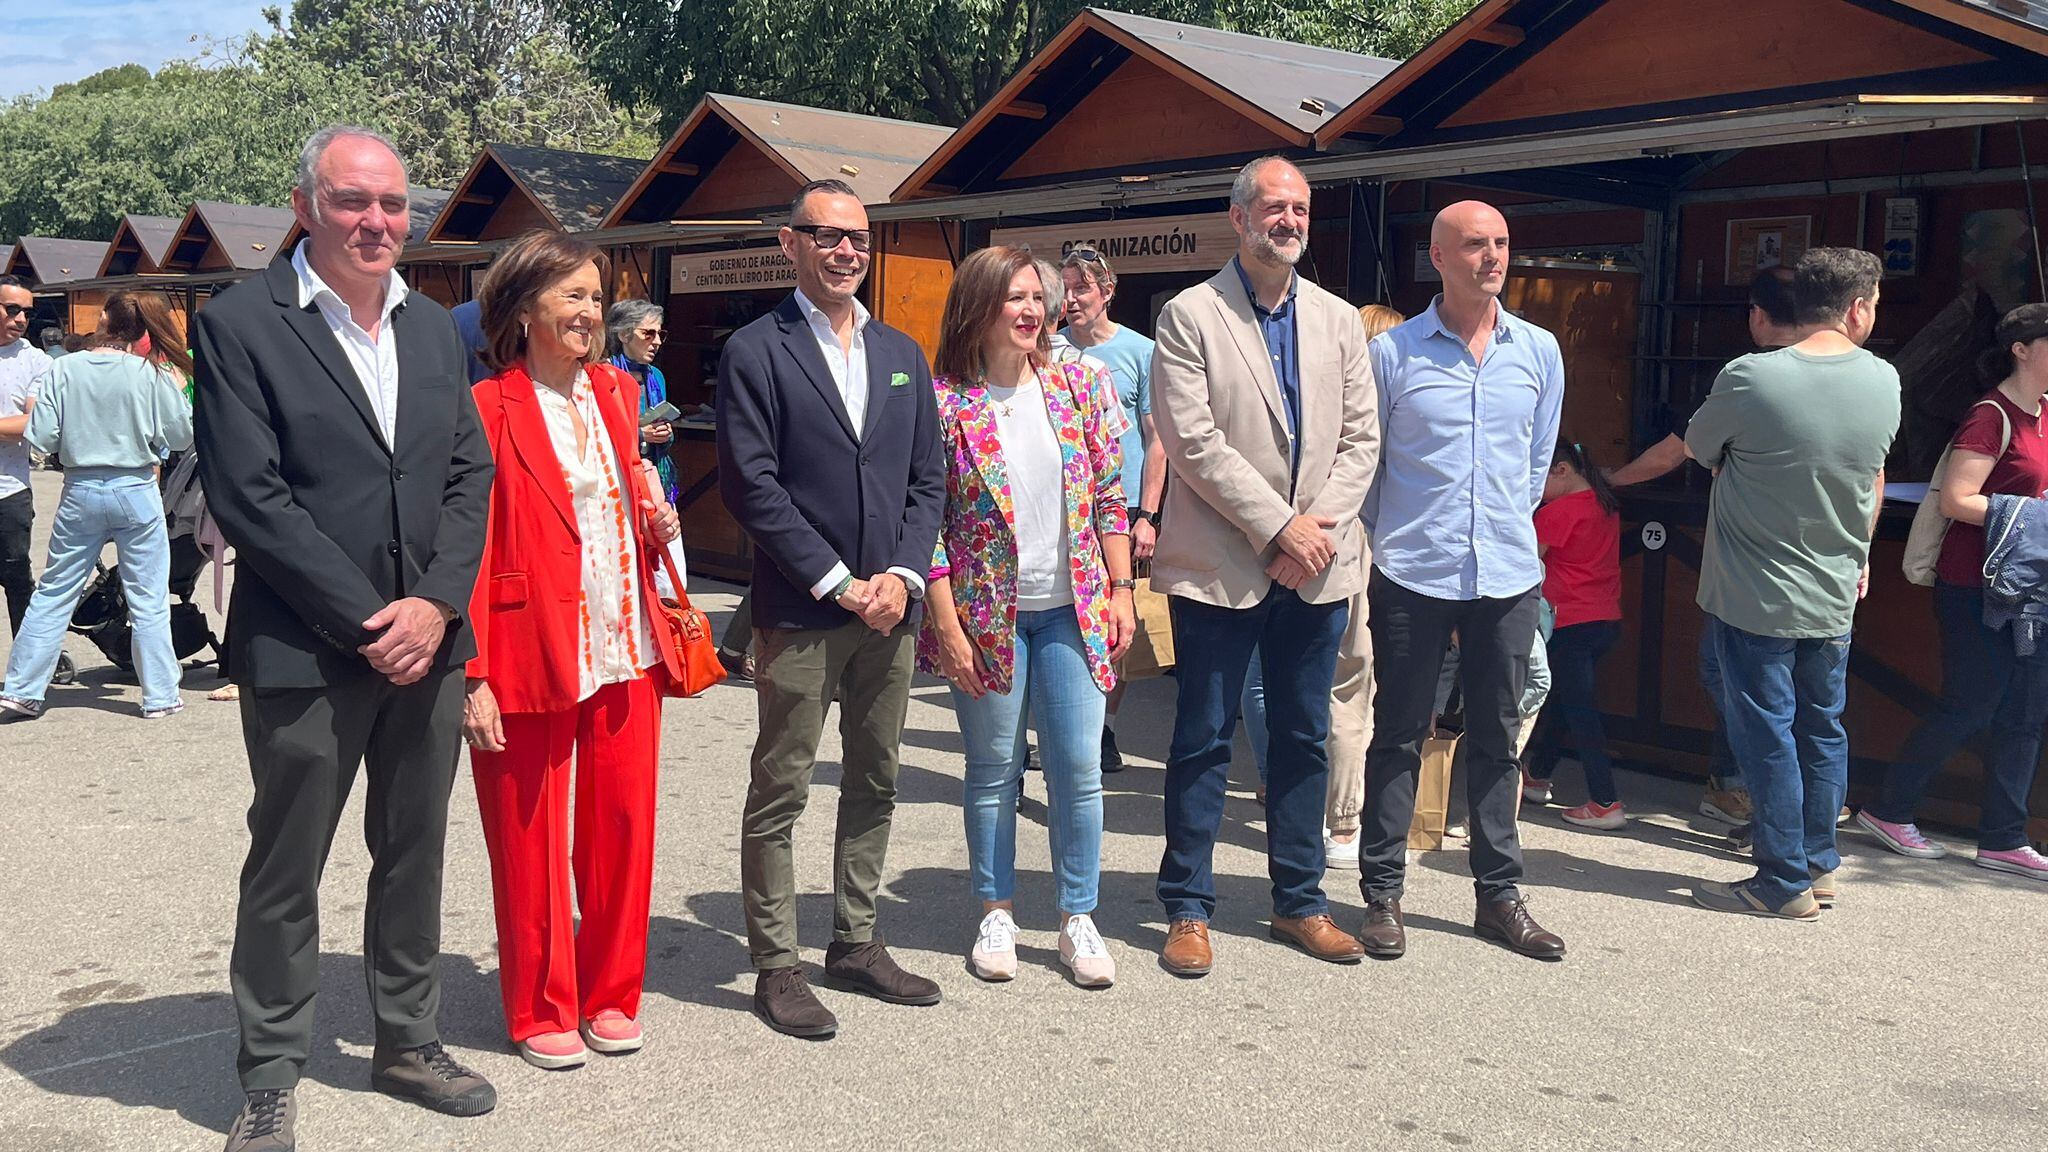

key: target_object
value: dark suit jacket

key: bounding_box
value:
[716,294,943,632]
[192,255,494,688]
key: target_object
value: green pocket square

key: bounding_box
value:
[890,372,911,388]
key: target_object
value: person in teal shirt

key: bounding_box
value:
[1058,246,1159,774]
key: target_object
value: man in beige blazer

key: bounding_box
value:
[1149,156,1380,976]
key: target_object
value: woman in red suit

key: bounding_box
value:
[462,231,682,1070]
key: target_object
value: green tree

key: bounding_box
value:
[565,0,1476,129]
[49,63,151,101]
[261,0,660,186]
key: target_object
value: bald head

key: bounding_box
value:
[1431,200,1511,307]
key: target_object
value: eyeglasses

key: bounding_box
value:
[633,328,666,341]
[1066,245,1105,264]
[1,304,28,319]
[791,225,873,253]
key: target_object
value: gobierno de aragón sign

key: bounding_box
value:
[988,213,1233,276]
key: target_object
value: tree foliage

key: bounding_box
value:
[566,0,1477,130]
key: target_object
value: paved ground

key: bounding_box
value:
[1,468,2044,1151]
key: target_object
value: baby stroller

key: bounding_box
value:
[67,452,222,675]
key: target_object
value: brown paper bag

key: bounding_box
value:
[1408,729,1459,851]
[1121,583,1176,680]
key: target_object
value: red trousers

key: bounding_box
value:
[471,675,660,1042]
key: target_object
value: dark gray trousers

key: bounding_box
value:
[229,667,465,1090]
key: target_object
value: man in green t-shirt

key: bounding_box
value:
[1684,247,1900,921]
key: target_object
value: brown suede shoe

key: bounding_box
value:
[1474,896,1566,960]
[754,965,838,1038]
[1358,897,1406,959]
[1269,913,1365,963]
[822,938,942,1006]
[1160,918,1212,977]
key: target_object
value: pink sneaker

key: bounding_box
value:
[580,1010,643,1054]
[517,1029,587,1070]
[1561,800,1626,830]
[1855,811,1948,859]
[1975,846,2048,882]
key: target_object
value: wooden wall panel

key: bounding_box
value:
[1444,0,1991,129]
[1002,55,1292,181]
[680,145,801,217]
[478,191,555,242]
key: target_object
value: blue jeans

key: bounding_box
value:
[1529,620,1621,805]
[1698,628,1739,789]
[2,469,179,711]
[1708,615,1850,904]
[1241,646,1269,784]
[952,608,1106,914]
[1874,583,2047,852]
[1159,587,1346,922]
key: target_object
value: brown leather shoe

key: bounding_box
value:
[1475,895,1566,960]
[1269,913,1365,963]
[1160,918,1212,976]
[753,966,838,1038]
[1358,897,1406,959]
[822,938,942,1006]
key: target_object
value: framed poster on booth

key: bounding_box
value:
[1724,216,1811,286]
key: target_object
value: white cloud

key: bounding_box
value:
[2,1,273,99]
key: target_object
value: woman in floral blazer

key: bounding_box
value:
[918,247,1135,990]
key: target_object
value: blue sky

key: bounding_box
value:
[3,1,273,99]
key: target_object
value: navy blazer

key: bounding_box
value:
[716,294,944,632]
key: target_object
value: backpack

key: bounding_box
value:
[1903,397,2012,587]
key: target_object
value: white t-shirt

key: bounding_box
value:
[0,338,54,500]
[987,373,1072,610]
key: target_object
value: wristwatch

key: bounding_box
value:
[1112,578,1137,591]
[1132,508,1161,528]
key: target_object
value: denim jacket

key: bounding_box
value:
[1981,493,2048,655]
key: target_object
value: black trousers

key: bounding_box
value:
[230,667,465,1090]
[0,488,33,636]
[1360,570,1539,903]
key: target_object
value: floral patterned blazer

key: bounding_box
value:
[917,359,1130,693]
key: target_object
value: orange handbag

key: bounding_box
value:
[627,449,726,698]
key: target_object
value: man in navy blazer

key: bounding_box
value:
[716,179,945,1038]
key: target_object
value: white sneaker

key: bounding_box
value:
[1445,820,1470,840]
[969,909,1019,982]
[1059,914,1115,988]
[1324,832,1360,871]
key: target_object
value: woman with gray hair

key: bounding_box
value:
[606,299,679,506]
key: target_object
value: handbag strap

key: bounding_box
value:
[617,428,693,608]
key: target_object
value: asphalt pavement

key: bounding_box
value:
[1,469,2042,1151]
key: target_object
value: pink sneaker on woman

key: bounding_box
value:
[581,1010,644,1054]
[1975,846,2048,882]
[1561,801,1626,830]
[1855,811,1948,859]
[517,1030,587,1070]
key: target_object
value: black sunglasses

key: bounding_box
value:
[1,303,28,319]
[790,225,873,253]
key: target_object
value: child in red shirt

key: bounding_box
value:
[1526,440,1626,829]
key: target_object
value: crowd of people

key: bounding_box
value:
[1,125,2045,1152]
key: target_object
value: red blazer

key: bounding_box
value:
[467,361,674,713]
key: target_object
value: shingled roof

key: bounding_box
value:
[4,236,113,286]
[429,145,648,243]
[163,202,297,273]
[98,213,183,277]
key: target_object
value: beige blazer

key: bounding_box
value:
[1148,263,1380,608]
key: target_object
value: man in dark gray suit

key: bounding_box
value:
[193,125,495,1152]
[716,179,946,1039]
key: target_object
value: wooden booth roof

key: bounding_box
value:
[894,7,1397,199]
[0,247,12,276]
[98,213,183,277]
[1316,0,2048,148]
[163,202,297,273]
[280,186,454,256]
[608,94,953,226]
[428,145,648,244]
[4,236,112,287]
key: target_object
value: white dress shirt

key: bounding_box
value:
[791,288,925,602]
[292,241,407,447]
[987,372,1072,610]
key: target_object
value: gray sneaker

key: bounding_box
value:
[1692,879,1820,920]
[370,1041,496,1116]
[223,1088,295,1152]
[0,695,43,722]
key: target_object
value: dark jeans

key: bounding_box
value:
[1529,620,1621,805]
[0,488,32,635]
[1360,571,1539,903]
[1874,582,2048,851]
[1708,615,1850,905]
[1158,585,1346,923]
[1698,628,1739,789]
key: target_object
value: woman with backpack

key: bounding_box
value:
[1860,303,2048,881]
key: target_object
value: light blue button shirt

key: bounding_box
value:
[1365,296,1564,601]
